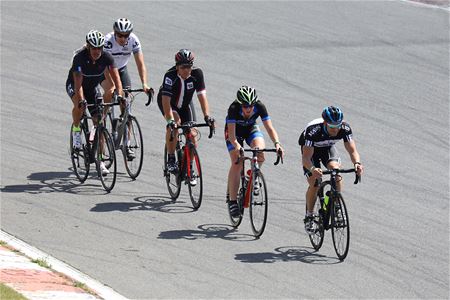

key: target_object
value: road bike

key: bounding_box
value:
[227,148,282,238]
[106,88,152,179]
[164,121,214,210]
[69,100,117,192]
[308,168,360,261]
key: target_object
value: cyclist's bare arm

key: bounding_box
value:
[227,123,241,153]
[262,119,284,155]
[302,145,321,178]
[162,95,175,123]
[133,51,149,91]
[344,140,363,175]
[197,93,210,118]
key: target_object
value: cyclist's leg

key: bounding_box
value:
[326,145,342,191]
[225,128,244,217]
[303,146,323,215]
[67,81,84,127]
[100,71,115,107]
[247,125,265,167]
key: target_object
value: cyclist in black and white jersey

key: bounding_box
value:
[66,30,124,175]
[104,18,153,159]
[299,106,364,234]
[157,49,215,173]
[225,86,284,218]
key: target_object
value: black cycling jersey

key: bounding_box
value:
[157,66,206,110]
[225,100,270,138]
[298,118,353,147]
[66,47,116,88]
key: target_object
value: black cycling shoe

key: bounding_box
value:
[228,200,240,218]
[167,159,178,174]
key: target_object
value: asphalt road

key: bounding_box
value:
[1,1,448,299]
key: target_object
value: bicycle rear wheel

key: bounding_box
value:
[70,124,90,182]
[164,145,181,200]
[249,172,268,238]
[187,146,203,210]
[123,116,144,179]
[308,185,326,250]
[228,189,245,228]
[331,193,350,261]
[96,127,117,192]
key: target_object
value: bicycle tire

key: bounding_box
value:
[249,172,268,238]
[123,116,144,179]
[164,145,181,200]
[331,193,350,261]
[96,127,117,192]
[187,146,203,210]
[308,184,326,250]
[70,123,90,182]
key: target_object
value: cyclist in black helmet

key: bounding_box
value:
[157,49,215,173]
[66,30,124,175]
[225,85,284,218]
[299,105,364,234]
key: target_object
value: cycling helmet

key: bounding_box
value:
[113,18,133,33]
[322,106,344,125]
[86,30,105,48]
[236,86,258,106]
[175,49,195,66]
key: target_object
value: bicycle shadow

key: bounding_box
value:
[90,195,199,214]
[158,223,255,241]
[0,169,109,195]
[234,246,341,264]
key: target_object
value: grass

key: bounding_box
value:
[30,258,51,269]
[0,283,28,300]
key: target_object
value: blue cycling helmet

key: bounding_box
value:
[322,106,343,125]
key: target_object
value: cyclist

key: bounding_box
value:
[299,105,364,234]
[225,86,284,218]
[157,49,215,174]
[104,18,153,160]
[66,30,124,175]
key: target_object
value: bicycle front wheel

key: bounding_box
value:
[123,116,144,179]
[187,146,203,210]
[96,127,117,192]
[164,145,181,200]
[249,172,268,238]
[331,193,350,261]
[70,124,90,182]
[228,190,244,228]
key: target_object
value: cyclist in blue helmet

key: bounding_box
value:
[298,105,364,235]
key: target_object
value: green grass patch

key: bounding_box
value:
[0,283,28,300]
[31,258,51,269]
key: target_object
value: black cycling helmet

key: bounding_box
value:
[175,49,194,66]
[113,18,133,33]
[322,106,344,125]
[236,86,258,106]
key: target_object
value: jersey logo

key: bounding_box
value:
[104,41,113,49]
[187,82,194,89]
[307,125,320,137]
[133,41,139,48]
[165,77,173,86]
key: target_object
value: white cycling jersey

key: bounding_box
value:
[104,32,142,69]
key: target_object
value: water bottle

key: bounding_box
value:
[323,191,330,211]
[89,126,96,143]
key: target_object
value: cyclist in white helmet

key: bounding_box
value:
[104,18,153,159]
[66,30,124,175]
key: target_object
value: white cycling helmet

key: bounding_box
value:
[86,30,105,47]
[113,18,133,33]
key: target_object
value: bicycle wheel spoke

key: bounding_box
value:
[97,128,117,192]
[249,172,268,237]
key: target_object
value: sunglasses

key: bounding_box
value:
[327,123,342,129]
[179,64,192,69]
[115,32,130,39]
[242,104,254,109]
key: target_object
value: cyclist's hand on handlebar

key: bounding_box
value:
[311,167,323,178]
[204,115,215,127]
[166,119,177,130]
[354,162,364,176]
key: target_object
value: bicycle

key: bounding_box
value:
[69,99,117,192]
[227,148,282,238]
[308,168,361,261]
[164,121,214,210]
[106,88,152,179]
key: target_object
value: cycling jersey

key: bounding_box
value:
[225,101,270,137]
[66,47,116,88]
[157,66,206,110]
[298,118,353,147]
[103,32,142,69]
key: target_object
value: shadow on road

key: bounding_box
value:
[158,223,255,241]
[0,169,135,195]
[235,246,341,264]
[91,195,198,214]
